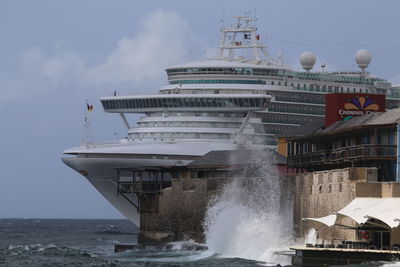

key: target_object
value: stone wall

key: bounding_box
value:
[293,167,378,243]
[356,182,400,197]
[139,178,227,244]
[139,167,394,245]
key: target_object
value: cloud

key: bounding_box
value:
[84,10,193,88]
[0,10,195,102]
[40,50,86,86]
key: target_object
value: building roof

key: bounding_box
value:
[277,117,325,138]
[285,108,400,140]
[368,108,400,125]
[188,148,286,167]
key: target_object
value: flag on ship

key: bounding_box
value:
[87,103,93,111]
[86,100,94,111]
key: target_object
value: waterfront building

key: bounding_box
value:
[287,107,400,265]
[285,108,400,181]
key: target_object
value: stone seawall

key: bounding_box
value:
[293,167,378,242]
[138,167,379,245]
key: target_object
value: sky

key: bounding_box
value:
[1,0,400,219]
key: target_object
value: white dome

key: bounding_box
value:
[355,49,372,70]
[300,51,316,71]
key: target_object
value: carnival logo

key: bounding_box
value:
[338,96,380,117]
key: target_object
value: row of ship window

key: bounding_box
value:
[259,124,298,135]
[166,67,381,85]
[167,79,372,94]
[146,112,246,118]
[169,79,266,85]
[387,89,400,99]
[270,81,370,94]
[129,132,231,140]
[290,72,378,85]
[269,91,325,104]
[257,113,315,125]
[128,132,276,145]
[268,103,325,115]
[167,67,280,77]
[101,97,265,110]
[138,121,241,128]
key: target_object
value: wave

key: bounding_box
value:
[109,240,215,263]
[3,243,96,258]
[96,230,137,235]
[204,150,294,266]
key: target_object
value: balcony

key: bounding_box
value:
[288,144,396,169]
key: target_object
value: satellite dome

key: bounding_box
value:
[355,49,372,70]
[300,51,316,72]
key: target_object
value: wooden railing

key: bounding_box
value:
[288,144,396,168]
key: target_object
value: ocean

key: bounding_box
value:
[1,219,399,267]
[0,218,286,266]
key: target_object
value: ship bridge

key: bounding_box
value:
[100,94,270,113]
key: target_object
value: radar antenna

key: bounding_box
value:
[217,15,280,65]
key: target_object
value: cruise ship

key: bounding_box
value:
[62,16,400,226]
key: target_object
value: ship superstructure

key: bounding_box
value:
[62,16,400,226]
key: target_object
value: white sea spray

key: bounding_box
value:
[304,228,317,245]
[204,149,294,265]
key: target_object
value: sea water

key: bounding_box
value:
[0,220,397,266]
[0,218,281,266]
[1,219,395,267]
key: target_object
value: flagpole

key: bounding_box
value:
[82,99,94,145]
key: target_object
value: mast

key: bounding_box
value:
[217,15,275,63]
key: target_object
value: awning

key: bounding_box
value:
[303,197,400,229]
[303,214,337,227]
[363,198,400,228]
[336,198,382,225]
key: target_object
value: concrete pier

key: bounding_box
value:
[114,242,208,253]
[291,246,400,266]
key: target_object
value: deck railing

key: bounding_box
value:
[288,144,396,168]
[305,241,400,252]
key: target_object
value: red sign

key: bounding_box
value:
[325,93,385,127]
